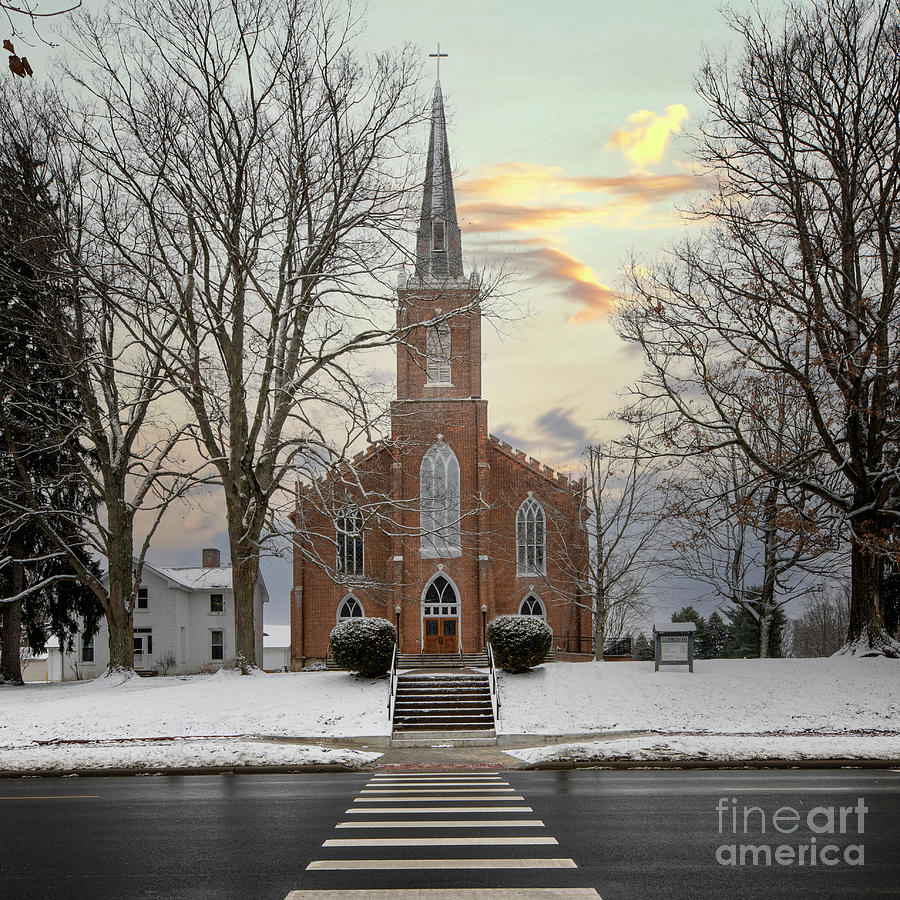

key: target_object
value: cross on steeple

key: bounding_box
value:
[429,43,447,80]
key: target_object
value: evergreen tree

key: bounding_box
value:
[672,605,710,657]
[705,610,729,658]
[633,631,654,661]
[723,601,787,658]
[0,139,101,683]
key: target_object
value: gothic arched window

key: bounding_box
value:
[519,594,546,619]
[422,575,459,616]
[337,596,364,622]
[335,506,364,577]
[426,321,451,383]
[420,439,461,557]
[516,496,546,576]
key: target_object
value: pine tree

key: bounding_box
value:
[672,605,710,657]
[633,631,654,661]
[0,139,101,683]
[705,611,729,658]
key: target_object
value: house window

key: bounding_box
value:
[136,587,148,609]
[210,593,225,614]
[337,596,364,622]
[519,594,546,619]
[81,633,94,663]
[426,322,451,383]
[432,219,446,252]
[211,630,224,661]
[420,439,461,557]
[134,627,153,654]
[516,496,546,576]
[336,507,364,577]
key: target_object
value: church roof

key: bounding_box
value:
[415,80,464,281]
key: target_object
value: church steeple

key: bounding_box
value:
[415,80,464,281]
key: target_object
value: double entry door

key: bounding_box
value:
[423,617,458,654]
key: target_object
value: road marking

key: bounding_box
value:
[335,819,546,828]
[361,787,516,793]
[354,796,526,803]
[306,858,578,870]
[346,806,532,814]
[717,786,900,792]
[365,783,511,788]
[322,837,559,847]
[285,890,602,898]
[0,795,99,800]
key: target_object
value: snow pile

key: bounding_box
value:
[498,657,900,736]
[0,669,391,749]
[509,734,900,765]
[0,740,380,774]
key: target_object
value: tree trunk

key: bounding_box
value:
[231,537,260,669]
[758,613,770,660]
[0,535,26,684]
[0,600,24,685]
[846,532,897,656]
[104,533,135,672]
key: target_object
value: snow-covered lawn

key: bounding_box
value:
[0,668,389,772]
[497,657,899,736]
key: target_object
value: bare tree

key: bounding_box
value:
[788,583,851,657]
[580,436,662,659]
[61,0,492,667]
[618,0,900,655]
[0,82,199,674]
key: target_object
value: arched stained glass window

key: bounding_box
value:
[336,506,364,577]
[420,439,461,558]
[519,594,546,619]
[516,496,546,576]
[337,596,364,622]
[426,321,451,383]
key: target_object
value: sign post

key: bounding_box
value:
[653,622,696,673]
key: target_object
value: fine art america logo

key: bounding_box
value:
[715,797,867,867]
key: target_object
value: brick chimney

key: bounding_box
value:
[202,548,221,568]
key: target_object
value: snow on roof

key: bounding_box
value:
[156,566,234,590]
[263,624,291,648]
[654,621,697,633]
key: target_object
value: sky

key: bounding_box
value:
[13,0,783,627]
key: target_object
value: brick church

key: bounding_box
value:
[290,78,589,667]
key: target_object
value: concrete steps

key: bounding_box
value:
[398,652,489,668]
[390,672,496,746]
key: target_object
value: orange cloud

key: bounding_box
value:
[518,246,615,324]
[606,104,690,170]
[456,163,706,234]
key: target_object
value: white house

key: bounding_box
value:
[55,548,268,680]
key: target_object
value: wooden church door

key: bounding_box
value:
[422,575,459,654]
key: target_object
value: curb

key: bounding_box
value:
[522,758,900,770]
[0,762,378,779]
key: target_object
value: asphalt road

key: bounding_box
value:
[0,768,897,899]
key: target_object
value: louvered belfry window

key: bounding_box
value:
[426,322,451,383]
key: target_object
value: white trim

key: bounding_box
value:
[337,594,365,623]
[519,593,547,620]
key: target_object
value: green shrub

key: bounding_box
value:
[329,618,397,676]
[486,614,552,673]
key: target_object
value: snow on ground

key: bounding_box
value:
[497,657,900,736]
[0,668,391,748]
[508,734,900,766]
[0,740,380,774]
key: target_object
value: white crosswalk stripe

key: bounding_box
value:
[288,771,602,898]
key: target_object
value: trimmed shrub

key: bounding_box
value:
[486,614,552,673]
[329,618,397,676]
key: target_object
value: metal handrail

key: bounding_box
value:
[486,641,500,725]
[386,642,399,722]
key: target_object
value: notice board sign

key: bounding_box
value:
[653,622,696,672]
